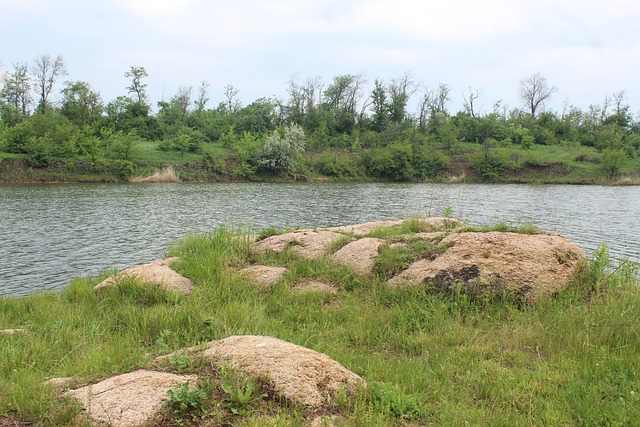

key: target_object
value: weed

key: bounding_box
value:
[166,381,208,413]
[219,365,266,416]
[369,382,423,420]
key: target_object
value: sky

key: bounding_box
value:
[2,0,640,117]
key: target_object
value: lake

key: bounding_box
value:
[1,182,638,297]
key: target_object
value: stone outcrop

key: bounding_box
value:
[66,370,197,427]
[0,329,25,335]
[201,335,366,408]
[94,257,193,295]
[248,219,584,303]
[389,231,584,303]
[331,238,385,275]
[239,265,288,288]
[291,278,338,293]
[253,230,343,259]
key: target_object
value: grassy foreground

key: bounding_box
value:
[1,225,639,426]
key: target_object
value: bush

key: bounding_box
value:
[256,124,306,175]
[362,143,415,181]
[472,150,508,181]
[413,149,450,178]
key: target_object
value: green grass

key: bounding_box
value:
[1,225,639,426]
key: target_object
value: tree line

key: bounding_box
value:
[1,54,638,180]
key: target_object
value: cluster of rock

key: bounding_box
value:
[91,217,584,304]
[249,218,584,304]
[53,217,585,425]
[50,336,364,427]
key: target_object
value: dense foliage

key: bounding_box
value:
[1,58,639,181]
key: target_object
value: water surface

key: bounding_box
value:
[1,183,638,297]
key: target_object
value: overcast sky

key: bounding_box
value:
[2,0,639,116]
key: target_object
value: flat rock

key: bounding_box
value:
[291,278,338,293]
[94,257,193,295]
[324,220,405,236]
[331,238,385,275]
[0,329,25,335]
[201,335,365,408]
[389,232,584,304]
[66,370,197,427]
[253,231,343,259]
[239,265,288,288]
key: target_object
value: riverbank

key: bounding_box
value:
[1,223,639,426]
[2,141,640,186]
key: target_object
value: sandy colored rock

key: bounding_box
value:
[66,370,197,427]
[239,265,288,288]
[94,257,193,295]
[0,329,25,335]
[253,231,343,259]
[389,232,584,304]
[201,335,365,408]
[44,377,76,390]
[292,278,338,293]
[331,238,385,275]
[418,217,464,230]
[324,220,405,236]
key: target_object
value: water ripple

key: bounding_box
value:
[1,183,638,297]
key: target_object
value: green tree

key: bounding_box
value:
[124,65,149,104]
[0,62,32,123]
[601,148,628,178]
[370,79,389,132]
[61,80,103,127]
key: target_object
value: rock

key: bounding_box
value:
[66,370,198,427]
[291,278,338,293]
[44,377,76,390]
[389,232,584,303]
[253,231,343,259]
[331,238,385,275]
[324,220,405,236]
[94,257,193,295]
[201,335,365,408]
[0,329,25,335]
[239,265,288,288]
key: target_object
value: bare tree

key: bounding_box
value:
[519,72,556,118]
[193,80,210,115]
[171,86,193,117]
[223,84,241,113]
[462,87,481,118]
[417,83,451,129]
[32,54,67,114]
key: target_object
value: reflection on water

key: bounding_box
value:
[1,182,638,297]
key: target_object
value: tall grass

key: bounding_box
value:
[1,226,639,426]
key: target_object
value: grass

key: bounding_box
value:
[1,225,640,426]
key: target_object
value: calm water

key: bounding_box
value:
[1,182,638,297]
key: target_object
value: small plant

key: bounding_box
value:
[219,365,266,416]
[369,381,423,420]
[166,381,208,413]
[443,205,454,218]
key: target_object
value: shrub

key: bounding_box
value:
[472,150,507,181]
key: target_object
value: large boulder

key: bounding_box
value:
[201,335,365,408]
[94,257,193,295]
[331,238,385,275]
[389,232,585,303]
[66,370,197,427]
[253,230,343,259]
[239,265,288,288]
